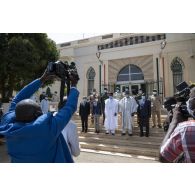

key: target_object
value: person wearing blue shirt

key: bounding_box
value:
[92,96,102,133]
[0,70,79,163]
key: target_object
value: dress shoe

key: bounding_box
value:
[145,134,149,137]
[152,125,156,128]
[105,132,109,135]
[140,134,144,137]
[158,125,162,128]
[121,133,126,136]
[128,133,133,136]
[112,133,115,136]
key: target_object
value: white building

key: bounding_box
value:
[50,33,195,103]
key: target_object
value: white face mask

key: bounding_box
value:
[142,96,146,100]
[109,96,113,99]
[104,90,107,93]
[95,99,98,102]
[187,99,195,118]
[153,92,157,95]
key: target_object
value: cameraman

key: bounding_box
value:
[0,68,79,163]
[159,87,195,163]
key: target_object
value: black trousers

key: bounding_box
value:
[81,116,88,132]
[139,117,150,136]
[102,111,105,125]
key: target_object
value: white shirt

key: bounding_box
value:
[40,99,49,114]
[62,120,80,157]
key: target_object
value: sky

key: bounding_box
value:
[47,33,105,44]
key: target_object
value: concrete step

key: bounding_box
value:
[79,142,159,158]
[79,136,161,149]
[77,127,165,137]
[78,132,163,143]
[73,113,165,158]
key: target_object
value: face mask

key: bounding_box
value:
[116,90,119,93]
[83,99,87,102]
[142,96,146,100]
[95,99,98,102]
[187,99,195,118]
[109,96,113,99]
[104,90,107,93]
[153,92,157,95]
[125,95,129,98]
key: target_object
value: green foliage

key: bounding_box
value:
[0,33,59,102]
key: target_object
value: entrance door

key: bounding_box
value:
[120,85,129,93]
[131,84,139,95]
[120,83,145,95]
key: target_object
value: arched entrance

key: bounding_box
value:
[171,57,184,93]
[116,64,145,94]
[86,67,96,96]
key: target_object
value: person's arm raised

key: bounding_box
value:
[9,69,56,112]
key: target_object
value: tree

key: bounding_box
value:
[0,33,59,102]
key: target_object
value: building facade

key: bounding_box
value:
[53,33,195,102]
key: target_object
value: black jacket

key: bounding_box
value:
[79,101,90,118]
[137,99,151,118]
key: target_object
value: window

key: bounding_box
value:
[171,57,184,93]
[87,67,96,96]
[157,35,161,40]
[102,34,113,39]
[135,37,138,44]
[117,64,144,82]
[152,36,155,41]
[130,37,133,45]
[60,42,71,47]
[140,36,144,43]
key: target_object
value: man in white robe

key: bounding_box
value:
[104,92,119,135]
[119,91,138,136]
[40,95,49,114]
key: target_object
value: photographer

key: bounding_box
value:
[0,66,79,163]
[159,87,195,163]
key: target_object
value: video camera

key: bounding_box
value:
[163,81,195,131]
[47,61,79,81]
[164,81,195,117]
[46,60,80,105]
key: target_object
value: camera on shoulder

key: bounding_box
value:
[163,81,195,131]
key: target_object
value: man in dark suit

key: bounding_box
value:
[79,96,90,133]
[137,93,151,137]
[100,88,109,125]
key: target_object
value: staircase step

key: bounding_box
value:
[73,113,166,158]
[78,132,163,142]
[79,136,161,149]
[80,142,159,158]
[77,127,165,137]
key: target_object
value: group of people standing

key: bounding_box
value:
[79,88,162,137]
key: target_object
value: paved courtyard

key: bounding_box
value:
[0,142,158,163]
